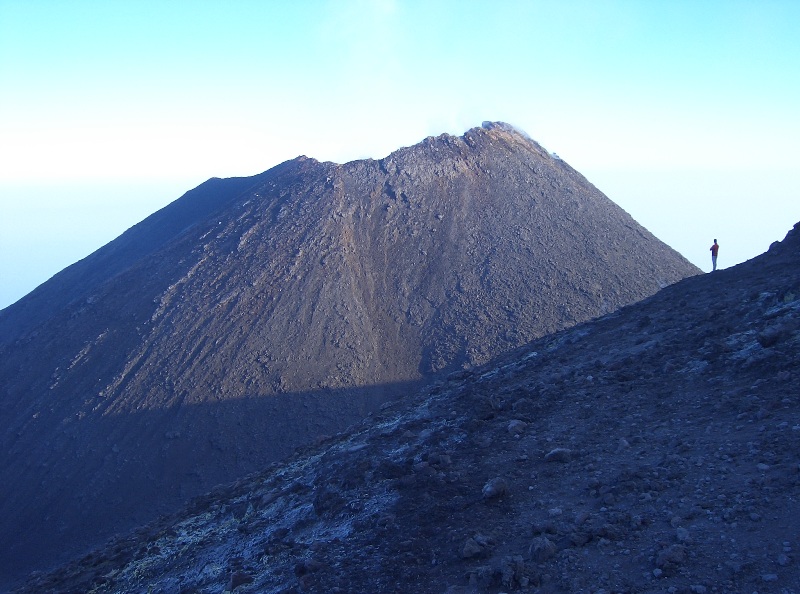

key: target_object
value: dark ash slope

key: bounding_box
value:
[19,220,800,594]
[0,122,698,588]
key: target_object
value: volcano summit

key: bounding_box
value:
[0,122,698,586]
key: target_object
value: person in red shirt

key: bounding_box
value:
[710,239,719,271]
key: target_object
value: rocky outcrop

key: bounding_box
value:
[0,122,699,587]
[17,221,800,594]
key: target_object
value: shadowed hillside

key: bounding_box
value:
[0,123,699,587]
[17,221,800,594]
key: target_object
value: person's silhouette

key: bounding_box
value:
[710,239,719,271]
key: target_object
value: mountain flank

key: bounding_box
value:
[18,220,800,594]
[0,122,699,588]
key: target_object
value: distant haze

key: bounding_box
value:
[1,0,799,309]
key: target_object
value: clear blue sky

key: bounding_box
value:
[2,0,799,309]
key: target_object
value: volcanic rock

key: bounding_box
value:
[16,220,800,594]
[0,122,699,587]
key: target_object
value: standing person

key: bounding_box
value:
[710,239,719,271]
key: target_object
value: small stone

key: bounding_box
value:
[229,571,254,590]
[653,568,663,578]
[507,419,528,434]
[656,544,686,569]
[676,527,691,543]
[757,463,770,471]
[294,559,324,576]
[544,448,573,463]
[689,586,707,594]
[529,536,557,561]
[482,477,509,500]
[762,573,779,582]
[777,553,790,566]
[461,537,484,559]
